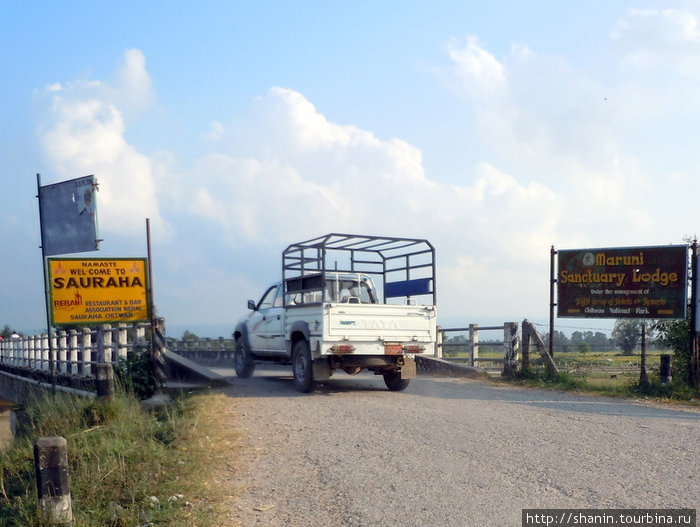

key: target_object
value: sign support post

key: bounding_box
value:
[36,173,57,395]
[690,239,699,386]
[146,218,159,390]
[549,245,556,358]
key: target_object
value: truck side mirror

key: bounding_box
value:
[248,300,256,311]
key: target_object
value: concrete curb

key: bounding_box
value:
[164,350,229,387]
[415,355,488,379]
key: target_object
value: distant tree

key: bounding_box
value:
[577,342,592,355]
[182,330,200,341]
[571,331,583,346]
[1,325,12,339]
[612,319,643,355]
[590,331,612,352]
[544,330,571,353]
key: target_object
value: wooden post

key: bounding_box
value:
[639,322,649,388]
[660,354,672,385]
[521,319,531,374]
[524,320,559,374]
[469,324,479,367]
[502,322,520,377]
[34,436,73,526]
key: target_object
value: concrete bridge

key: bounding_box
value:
[1,320,531,404]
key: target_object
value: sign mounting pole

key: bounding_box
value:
[549,245,556,358]
[36,173,57,394]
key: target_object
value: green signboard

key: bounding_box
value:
[557,245,688,319]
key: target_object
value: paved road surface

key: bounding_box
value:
[211,364,699,527]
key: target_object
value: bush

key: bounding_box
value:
[114,349,157,399]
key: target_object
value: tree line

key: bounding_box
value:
[445,320,664,356]
[547,319,661,355]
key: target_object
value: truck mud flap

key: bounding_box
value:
[312,358,332,381]
[400,356,416,380]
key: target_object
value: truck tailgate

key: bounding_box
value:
[326,303,435,341]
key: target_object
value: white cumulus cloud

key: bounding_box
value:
[37,49,169,239]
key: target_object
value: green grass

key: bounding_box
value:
[505,350,700,402]
[0,390,237,526]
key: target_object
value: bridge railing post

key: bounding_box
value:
[2,337,10,366]
[97,325,113,364]
[30,335,40,369]
[469,324,479,367]
[68,329,79,375]
[57,330,68,374]
[43,332,52,372]
[117,324,128,362]
[80,328,91,376]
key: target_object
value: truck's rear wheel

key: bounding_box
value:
[383,371,410,391]
[234,339,255,378]
[292,340,314,393]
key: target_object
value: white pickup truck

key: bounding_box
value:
[233,234,437,392]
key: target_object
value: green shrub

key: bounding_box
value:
[114,350,157,399]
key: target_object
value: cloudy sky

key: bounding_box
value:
[1,1,698,337]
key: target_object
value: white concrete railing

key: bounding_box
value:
[0,323,151,377]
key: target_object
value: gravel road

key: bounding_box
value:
[211,364,699,527]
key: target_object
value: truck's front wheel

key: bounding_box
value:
[292,340,314,393]
[383,371,410,391]
[234,339,255,378]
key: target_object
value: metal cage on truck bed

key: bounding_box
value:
[282,233,436,305]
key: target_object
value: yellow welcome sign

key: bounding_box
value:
[48,258,150,325]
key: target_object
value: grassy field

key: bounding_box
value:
[444,346,699,400]
[0,390,240,526]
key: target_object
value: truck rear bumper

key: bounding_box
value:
[312,354,417,380]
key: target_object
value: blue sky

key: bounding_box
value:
[2,1,698,337]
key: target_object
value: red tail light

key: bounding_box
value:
[330,344,356,353]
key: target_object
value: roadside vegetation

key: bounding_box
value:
[444,317,700,402]
[0,385,238,526]
[508,351,699,402]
